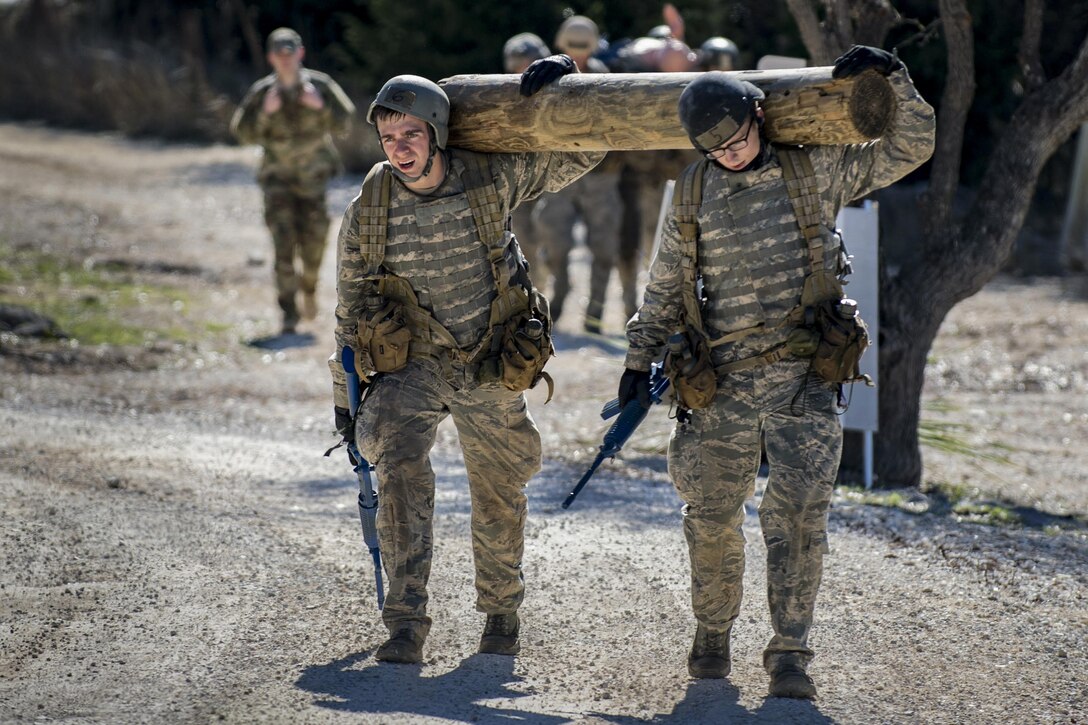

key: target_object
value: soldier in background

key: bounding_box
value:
[607,32,700,322]
[502,33,551,291]
[699,36,741,72]
[231,27,355,335]
[530,15,624,333]
[619,47,935,698]
[331,60,603,664]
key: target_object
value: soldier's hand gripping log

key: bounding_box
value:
[341,347,385,610]
[562,365,671,509]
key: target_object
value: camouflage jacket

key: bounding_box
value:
[625,67,936,372]
[330,148,604,407]
[230,68,355,188]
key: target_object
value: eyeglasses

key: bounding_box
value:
[704,116,755,160]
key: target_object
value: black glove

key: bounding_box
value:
[334,405,355,442]
[618,368,652,409]
[832,45,902,79]
[519,54,577,97]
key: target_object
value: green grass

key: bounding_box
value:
[0,242,203,346]
[836,486,927,513]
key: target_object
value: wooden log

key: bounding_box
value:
[439,67,895,152]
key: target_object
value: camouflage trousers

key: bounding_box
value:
[355,359,542,638]
[530,171,621,331]
[667,362,842,672]
[262,182,330,326]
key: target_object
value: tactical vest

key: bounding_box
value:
[353,149,552,385]
[672,146,849,375]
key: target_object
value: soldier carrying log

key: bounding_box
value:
[618,45,935,698]
[329,55,603,665]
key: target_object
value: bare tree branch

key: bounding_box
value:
[936,24,1088,305]
[923,0,975,239]
[826,0,855,54]
[852,0,902,48]
[228,0,264,76]
[1018,0,1047,91]
[787,0,836,64]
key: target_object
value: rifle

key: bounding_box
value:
[341,347,385,610]
[562,365,670,509]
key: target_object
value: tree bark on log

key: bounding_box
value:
[439,68,895,152]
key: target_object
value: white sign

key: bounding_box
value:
[836,202,880,434]
[651,179,675,265]
[756,55,807,71]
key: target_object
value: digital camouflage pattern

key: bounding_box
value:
[626,67,935,672]
[529,168,621,327]
[331,147,602,634]
[231,69,355,327]
[354,359,540,636]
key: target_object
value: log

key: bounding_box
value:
[439,67,895,152]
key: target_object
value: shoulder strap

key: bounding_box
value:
[777,145,824,273]
[357,162,392,273]
[451,149,507,255]
[672,159,709,336]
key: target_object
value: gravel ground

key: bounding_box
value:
[1,123,1085,724]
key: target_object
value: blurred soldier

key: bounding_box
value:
[502,33,551,289]
[699,36,741,71]
[331,59,603,664]
[619,47,934,697]
[231,27,355,334]
[530,15,623,333]
[552,15,610,73]
[607,34,700,321]
[503,32,551,74]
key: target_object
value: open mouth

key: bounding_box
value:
[397,160,416,173]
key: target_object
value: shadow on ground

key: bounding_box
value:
[588,677,835,724]
[246,332,316,350]
[295,650,569,724]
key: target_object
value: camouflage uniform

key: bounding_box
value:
[528,57,623,332]
[529,153,624,328]
[331,149,603,638]
[626,67,935,672]
[616,149,698,318]
[231,69,355,329]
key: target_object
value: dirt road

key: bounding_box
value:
[1,123,1085,724]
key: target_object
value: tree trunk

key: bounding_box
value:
[782,0,1088,489]
[440,68,895,152]
[875,272,946,486]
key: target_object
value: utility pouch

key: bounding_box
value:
[664,328,717,410]
[811,298,870,384]
[498,313,554,396]
[356,301,411,373]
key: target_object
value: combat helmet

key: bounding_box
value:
[367,75,450,149]
[678,72,764,153]
[503,32,550,73]
[700,36,740,71]
[554,15,599,55]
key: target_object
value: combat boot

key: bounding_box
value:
[375,627,425,664]
[478,613,520,655]
[687,624,731,678]
[768,663,817,699]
